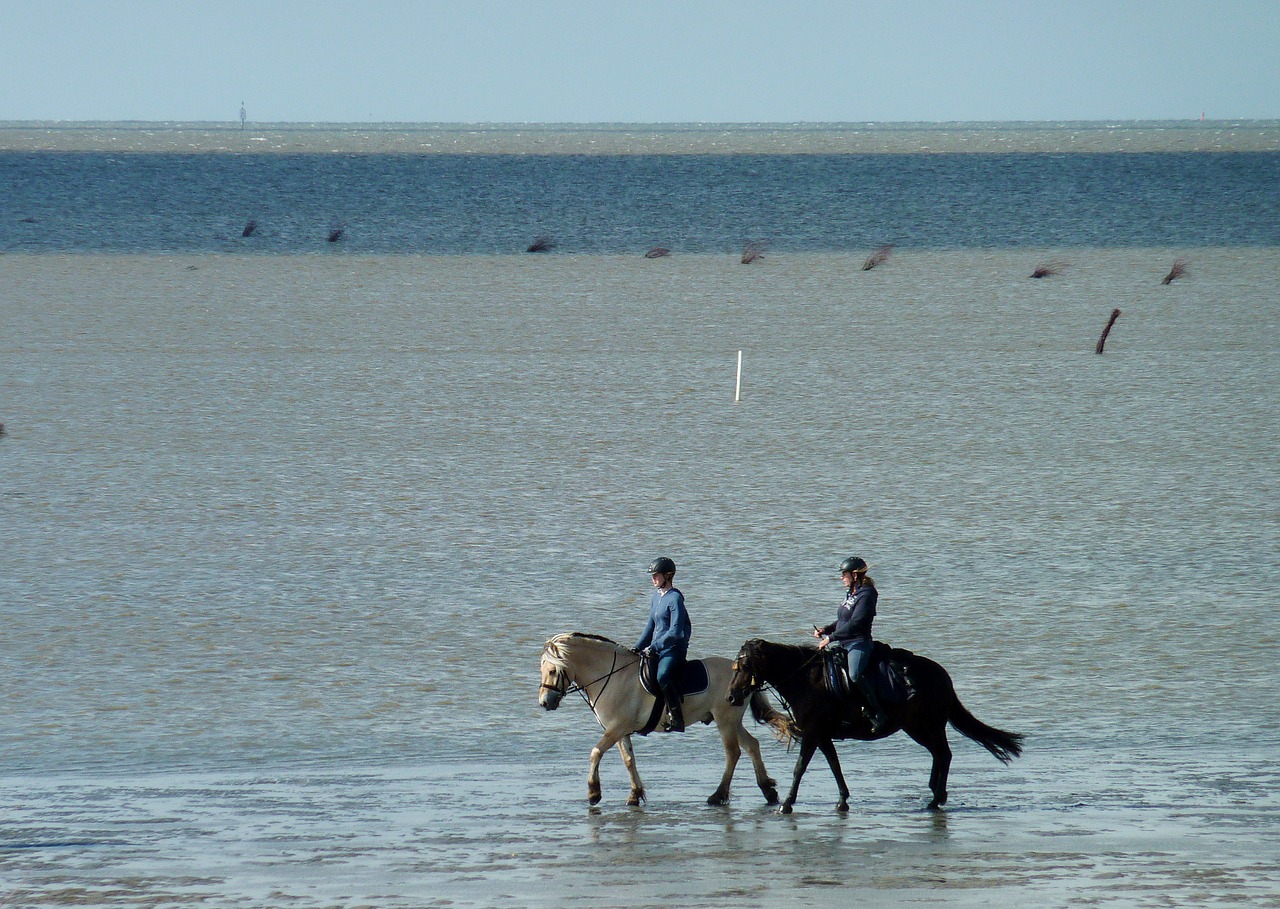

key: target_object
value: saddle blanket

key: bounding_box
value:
[639,656,710,698]
[637,656,710,735]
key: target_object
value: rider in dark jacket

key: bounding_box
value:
[815,555,888,733]
[635,556,691,732]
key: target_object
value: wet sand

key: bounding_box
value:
[3,744,1277,908]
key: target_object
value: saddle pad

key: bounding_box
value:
[639,657,710,698]
[678,660,710,697]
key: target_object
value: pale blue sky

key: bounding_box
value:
[3,0,1277,123]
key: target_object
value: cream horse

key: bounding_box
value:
[539,632,791,806]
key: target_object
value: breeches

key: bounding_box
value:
[843,640,873,680]
[656,653,685,690]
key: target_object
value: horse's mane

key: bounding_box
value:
[542,632,626,669]
[546,631,620,649]
[742,638,823,679]
[566,632,618,645]
[744,638,818,658]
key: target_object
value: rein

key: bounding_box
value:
[544,646,642,727]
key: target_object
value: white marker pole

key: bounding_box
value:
[734,350,743,403]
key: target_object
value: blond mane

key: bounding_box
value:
[542,631,624,669]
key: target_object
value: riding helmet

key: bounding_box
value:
[839,556,868,574]
[648,556,676,575]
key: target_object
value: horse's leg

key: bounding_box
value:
[737,723,779,805]
[780,735,820,815]
[616,734,646,806]
[587,729,623,805]
[707,713,742,806]
[816,738,850,813]
[905,720,952,810]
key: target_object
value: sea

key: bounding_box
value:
[1,121,1278,907]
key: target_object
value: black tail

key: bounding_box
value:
[749,690,797,745]
[948,700,1024,764]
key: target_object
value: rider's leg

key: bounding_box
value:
[853,676,888,734]
[847,642,887,734]
[656,652,685,732]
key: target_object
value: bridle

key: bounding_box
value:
[539,667,571,699]
[541,646,641,725]
[730,651,763,700]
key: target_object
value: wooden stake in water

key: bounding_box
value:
[735,350,743,403]
[1095,308,1121,354]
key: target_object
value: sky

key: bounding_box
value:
[2,0,1278,123]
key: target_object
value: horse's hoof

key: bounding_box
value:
[707,794,728,806]
[764,789,779,805]
[836,802,850,813]
[926,799,946,812]
[588,794,602,806]
[780,803,794,815]
[627,796,642,807]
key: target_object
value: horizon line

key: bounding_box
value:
[3,118,1279,129]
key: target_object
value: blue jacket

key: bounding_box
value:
[635,587,691,657]
[820,585,876,646]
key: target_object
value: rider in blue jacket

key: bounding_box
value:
[815,555,887,733]
[635,556,692,732]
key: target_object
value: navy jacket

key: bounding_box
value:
[820,585,877,645]
[635,587,692,657]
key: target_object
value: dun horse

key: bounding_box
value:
[728,638,1023,813]
[540,632,790,806]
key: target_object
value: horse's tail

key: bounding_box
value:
[749,690,797,745]
[948,699,1024,764]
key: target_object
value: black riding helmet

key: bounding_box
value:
[839,556,867,574]
[648,556,676,575]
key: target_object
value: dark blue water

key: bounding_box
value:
[3,151,1278,253]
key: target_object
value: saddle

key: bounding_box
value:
[637,652,710,735]
[822,642,916,706]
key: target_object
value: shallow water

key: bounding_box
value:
[4,251,1277,760]
[2,247,1277,905]
[3,746,1277,908]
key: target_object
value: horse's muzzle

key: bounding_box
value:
[539,690,563,710]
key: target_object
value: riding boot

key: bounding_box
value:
[661,685,686,733]
[854,677,888,734]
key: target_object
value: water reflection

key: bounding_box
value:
[922,809,950,842]
[585,805,646,848]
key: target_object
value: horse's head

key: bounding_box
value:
[727,639,765,706]
[539,641,571,710]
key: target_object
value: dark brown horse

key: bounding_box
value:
[727,638,1023,813]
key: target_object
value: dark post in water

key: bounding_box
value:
[1095,308,1121,354]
